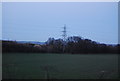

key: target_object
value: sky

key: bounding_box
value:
[2,2,118,44]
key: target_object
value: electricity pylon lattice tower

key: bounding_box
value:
[62,24,67,53]
[62,24,67,42]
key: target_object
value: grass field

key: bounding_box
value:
[2,53,118,79]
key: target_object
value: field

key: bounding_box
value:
[2,53,118,79]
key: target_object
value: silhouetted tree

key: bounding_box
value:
[2,36,119,54]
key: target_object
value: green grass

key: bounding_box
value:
[2,53,118,79]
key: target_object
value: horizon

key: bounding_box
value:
[2,2,118,44]
[1,37,118,45]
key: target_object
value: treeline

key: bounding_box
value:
[2,40,47,53]
[2,36,120,54]
[45,36,119,54]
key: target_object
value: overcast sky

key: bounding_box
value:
[2,2,118,44]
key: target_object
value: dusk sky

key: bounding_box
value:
[2,2,118,44]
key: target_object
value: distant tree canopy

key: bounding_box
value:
[2,40,47,53]
[45,36,119,54]
[2,36,119,54]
